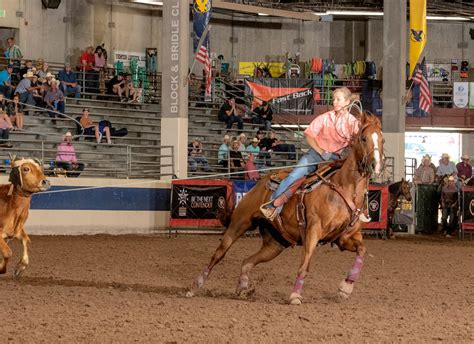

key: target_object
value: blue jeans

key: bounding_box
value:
[188,156,211,172]
[47,101,65,119]
[60,84,81,98]
[272,149,338,201]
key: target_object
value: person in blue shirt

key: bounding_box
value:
[0,65,14,99]
[58,63,81,98]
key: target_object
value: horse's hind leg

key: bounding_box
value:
[186,215,255,297]
[236,228,284,297]
[338,230,366,299]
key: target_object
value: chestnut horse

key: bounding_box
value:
[187,112,384,304]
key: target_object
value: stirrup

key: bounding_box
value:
[260,200,279,221]
[359,213,371,223]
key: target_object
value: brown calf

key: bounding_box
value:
[0,157,50,277]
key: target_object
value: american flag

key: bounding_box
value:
[412,57,432,113]
[196,44,212,98]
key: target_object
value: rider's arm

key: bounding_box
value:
[305,135,324,155]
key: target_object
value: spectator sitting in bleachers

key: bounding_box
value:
[44,80,65,124]
[230,140,245,178]
[238,133,248,160]
[246,137,263,170]
[58,63,81,99]
[456,154,472,181]
[125,76,142,103]
[79,108,112,144]
[19,60,33,81]
[218,134,230,168]
[36,62,50,83]
[256,129,272,167]
[107,73,127,101]
[0,93,8,111]
[15,71,40,113]
[414,155,435,184]
[188,137,211,173]
[55,131,85,177]
[0,64,15,99]
[218,96,243,133]
[6,93,24,130]
[267,131,296,161]
[252,101,273,130]
[0,110,13,148]
[31,74,46,107]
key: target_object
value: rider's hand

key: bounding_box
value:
[321,152,332,161]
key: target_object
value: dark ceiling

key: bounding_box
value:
[223,1,474,18]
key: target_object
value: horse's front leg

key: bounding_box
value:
[14,229,30,278]
[289,224,320,305]
[338,230,366,299]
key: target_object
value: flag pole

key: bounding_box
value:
[185,24,212,86]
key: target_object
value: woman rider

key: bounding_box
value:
[260,87,360,220]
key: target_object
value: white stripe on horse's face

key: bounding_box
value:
[371,132,382,174]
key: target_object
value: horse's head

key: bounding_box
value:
[400,178,412,202]
[352,112,384,176]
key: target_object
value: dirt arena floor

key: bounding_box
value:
[0,234,473,343]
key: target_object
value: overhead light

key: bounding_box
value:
[426,16,469,21]
[132,0,163,5]
[326,10,384,16]
[257,13,269,16]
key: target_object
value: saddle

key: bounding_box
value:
[262,159,362,247]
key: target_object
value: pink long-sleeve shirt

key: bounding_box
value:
[56,143,77,162]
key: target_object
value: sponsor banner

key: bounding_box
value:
[461,187,474,231]
[232,180,257,208]
[170,180,233,227]
[469,82,474,109]
[245,78,314,114]
[453,82,469,108]
[363,185,389,229]
[114,50,146,68]
[238,62,285,77]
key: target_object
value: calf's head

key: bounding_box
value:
[9,158,51,194]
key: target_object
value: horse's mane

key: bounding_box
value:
[388,180,402,194]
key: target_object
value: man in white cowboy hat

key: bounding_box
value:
[44,79,65,124]
[414,154,435,184]
[55,131,84,177]
[437,153,457,179]
[456,154,472,181]
[14,71,40,108]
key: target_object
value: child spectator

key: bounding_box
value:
[6,93,24,130]
[188,137,211,172]
[36,62,51,83]
[229,140,245,177]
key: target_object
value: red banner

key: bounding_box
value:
[362,185,389,229]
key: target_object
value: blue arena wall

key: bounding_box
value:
[0,177,173,235]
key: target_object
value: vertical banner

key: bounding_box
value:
[192,0,212,99]
[409,0,427,77]
[362,185,389,230]
[453,82,469,108]
[469,82,474,109]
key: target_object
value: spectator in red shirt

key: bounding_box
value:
[456,154,472,181]
[80,46,96,93]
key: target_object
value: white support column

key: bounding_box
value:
[382,0,407,181]
[160,0,189,179]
